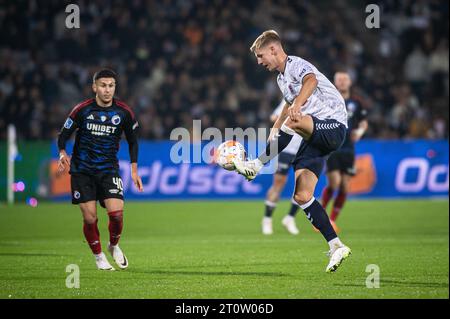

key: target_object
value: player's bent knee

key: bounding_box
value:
[108,210,123,222]
[283,117,295,128]
[282,115,300,129]
[284,119,301,132]
[293,191,313,206]
[104,199,124,212]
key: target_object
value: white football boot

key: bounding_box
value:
[262,217,273,235]
[233,158,263,181]
[108,243,129,269]
[94,252,115,271]
[281,215,299,235]
[326,244,352,273]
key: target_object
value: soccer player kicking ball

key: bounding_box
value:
[262,100,303,236]
[233,30,351,272]
[57,69,143,271]
[321,72,368,233]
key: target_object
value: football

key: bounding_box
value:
[215,140,247,170]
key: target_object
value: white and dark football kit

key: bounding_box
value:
[277,56,348,177]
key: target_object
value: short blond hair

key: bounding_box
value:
[250,30,281,52]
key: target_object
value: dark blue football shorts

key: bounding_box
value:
[275,152,296,176]
[292,116,346,178]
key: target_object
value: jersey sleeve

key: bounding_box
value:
[57,105,83,151]
[293,59,314,83]
[123,109,139,163]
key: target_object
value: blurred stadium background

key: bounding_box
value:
[0,0,448,202]
[0,0,448,299]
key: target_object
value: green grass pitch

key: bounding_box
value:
[0,199,448,299]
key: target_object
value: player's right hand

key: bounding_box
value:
[58,151,71,173]
[288,106,301,122]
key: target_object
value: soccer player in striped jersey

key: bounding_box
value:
[57,69,143,270]
[233,30,351,272]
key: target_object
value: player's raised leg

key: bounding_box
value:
[234,114,314,180]
[292,168,351,272]
[80,201,115,271]
[104,198,128,269]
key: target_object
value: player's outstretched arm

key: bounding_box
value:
[288,73,318,121]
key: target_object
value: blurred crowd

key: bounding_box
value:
[0,0,448,141]
[367,0,449,138]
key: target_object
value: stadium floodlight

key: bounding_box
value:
[7,124,17,205]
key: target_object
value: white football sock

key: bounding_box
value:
[328,237,344,250]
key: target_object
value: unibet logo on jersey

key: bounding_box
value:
[87,123,118,136]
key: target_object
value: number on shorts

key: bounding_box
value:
[112,177,123,191]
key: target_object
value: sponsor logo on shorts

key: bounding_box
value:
[111,115,121,125]
[109,189,119,194]
[64,118,74,129]
[74,191,80,199]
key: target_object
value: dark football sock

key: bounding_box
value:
[288,199,300,217]
[264,201,276,217]
[258,128,294,164]
[300,198,337,242]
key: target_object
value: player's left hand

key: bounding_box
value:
[58,151,71,173]
[132,172,144,192]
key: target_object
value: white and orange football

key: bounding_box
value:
[214,140,247,171]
